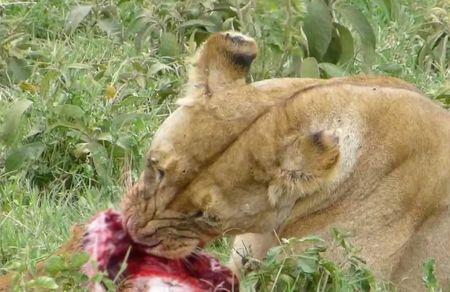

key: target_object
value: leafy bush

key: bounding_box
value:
[240,230,391,291]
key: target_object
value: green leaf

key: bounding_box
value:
[303,0,333,59]
[102,277,117,291]
[180,19,215,29]
[69,252,90,270]
[27,276,58,290]
[116,135,135,150]
[96,132,113,143]
[97,18,122,38]
[297,255,319,274]
[379,63,402,74]
[322,28,342,64]
[148,62,172,76]
[64,5,93,34]
[223,17,236,31]
[134,24,152,52]
[434,34,448,70]
[319,63,347,77]
[67,63,92,70]
[0,99,32,145]
[417,31,445,70]
[277,274,295,289]
[300,57,320,78]
[44,256,66,275]
[111,113,149,130]
[7,57,32,83]
[86,142,111,185]
[337,5,376,49]
[297,235,326,243]
[97,5,122,39]
[422,258,439,289]
[335,23,354,65]
[159,33,180,57]
[289,47,304,76]
[40,69,59,98]
[5,142,45,172]
[73,142,89,158]
[55,104,85,120]
[381,0,401,20]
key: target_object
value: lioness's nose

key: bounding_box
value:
[125,216,162,247]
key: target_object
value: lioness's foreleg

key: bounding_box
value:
[391,204,450,291]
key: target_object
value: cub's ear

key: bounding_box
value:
[185,31,257,98]
[308,130,340,170]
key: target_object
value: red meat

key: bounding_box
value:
[82,209,238,291]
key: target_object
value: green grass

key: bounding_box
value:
[0,0,448,290]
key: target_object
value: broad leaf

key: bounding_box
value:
[297,255,319,274]
[379,63,402,74]
[70,252,90,270]
[97,5,122,38]
[319,63,347,77]
[26,276,58,290]
[159,33,180,57]
[86,142,112,185]
[64,5,93,34]
[337,5,376,49]
[40,69,59,98]
[335,23,354,65]
[322,28,342,64]
[303,0,333,59]
[300,57,320,78]
[5,142,45,172]
[44,256,66,275]
[180,19,215,29]
[111,113,149,129]
[381,0,401,20]
[6,57,31,83]
[0,99,32,145]
[55,104,85,120]
[148,62,171,76]
[97,18,122,38]
[116,135,135,151]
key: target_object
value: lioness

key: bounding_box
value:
[122,32,450,291]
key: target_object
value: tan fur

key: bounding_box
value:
[122,32,450,290]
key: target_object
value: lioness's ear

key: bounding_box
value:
[184,31,257,100]
[310,130,339,151]
[309,130,340,170]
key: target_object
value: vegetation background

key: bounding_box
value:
[0,0,449,290]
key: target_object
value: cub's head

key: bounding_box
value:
[121,32,340,259]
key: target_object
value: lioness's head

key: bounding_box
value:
[121,32,340,259]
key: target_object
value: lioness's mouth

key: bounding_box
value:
[141,237,162,249]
